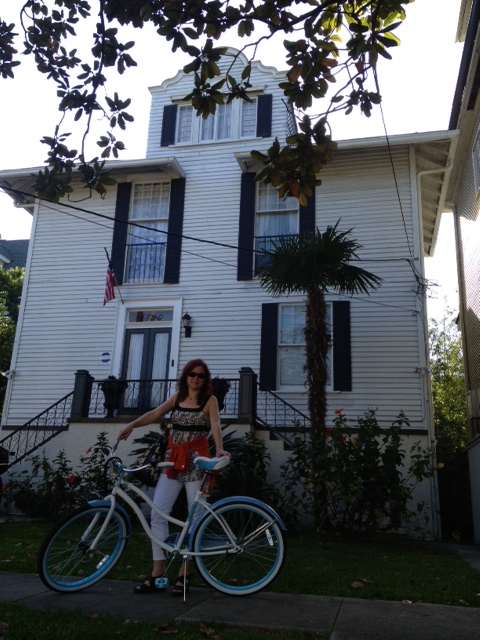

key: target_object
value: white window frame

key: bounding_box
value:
[125,180,171,284]
[278,302,333,391]
[254,183,299,272]
[174,97,258,145]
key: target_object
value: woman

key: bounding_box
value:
[117,358,228,596]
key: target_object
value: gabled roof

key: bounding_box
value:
[0,239,29,270]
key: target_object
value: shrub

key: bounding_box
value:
[4,432,112,518]
[281,409,434,537]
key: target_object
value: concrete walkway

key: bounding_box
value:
[2,568,480,639]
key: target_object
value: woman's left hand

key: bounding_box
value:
[216,448,229,457]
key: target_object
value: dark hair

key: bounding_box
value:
[177,359,212,405]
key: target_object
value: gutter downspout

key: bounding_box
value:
[416,163,454,540]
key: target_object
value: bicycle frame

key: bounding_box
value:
[88,458,246,561]
[38,442,287,597]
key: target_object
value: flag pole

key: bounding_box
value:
[104,247,124,305]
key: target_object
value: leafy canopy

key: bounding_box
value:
[258,223,382,296]
[429,306,468,462]
[0,1,412,202]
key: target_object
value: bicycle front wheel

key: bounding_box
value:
[192,502,285,596]
[38,504,129,592]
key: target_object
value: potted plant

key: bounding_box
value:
[211,377,230,411]
[100,376,128,418]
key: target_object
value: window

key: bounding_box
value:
[176,105,192,143]
[110,179,186,286]
[279,305,305,385]
[201,102,232,141]
[126,182,170,283]
[164,95,272,147]
[255,183,299,272]
[241,99,257,137]
[260,301,350,392]
[278,304,332,387]
[237,172,315,282]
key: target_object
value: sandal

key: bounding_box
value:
[171,575,190,597]
[134,575,168,594]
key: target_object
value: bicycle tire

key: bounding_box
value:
[192,501,285,596]
[37,504,129,592]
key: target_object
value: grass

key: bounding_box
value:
[0,602,319,640]
[1,519,480,608]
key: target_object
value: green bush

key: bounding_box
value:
[212,431,282,508]
[281,409,434,537]
[4,432,112,518]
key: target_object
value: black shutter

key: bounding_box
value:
[299,189,316,236]
[164,178,185,284]
[161,105,178,147]
[110,182,132,285]
[332,301,352,391]
[237,172,256,281]
[256,94,272,138]
[260,303,278,390]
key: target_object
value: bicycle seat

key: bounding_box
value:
[194,456,231,471]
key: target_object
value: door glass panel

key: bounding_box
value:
[151,332,170,407]
[123,334,143,408]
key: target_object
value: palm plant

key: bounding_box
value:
[258,222,382,435]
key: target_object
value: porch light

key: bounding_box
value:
[182,312,192,338]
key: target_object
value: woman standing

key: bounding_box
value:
[117,358,228,596]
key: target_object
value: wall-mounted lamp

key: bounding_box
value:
[182,312,192,338]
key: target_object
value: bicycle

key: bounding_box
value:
[37,439,286,597]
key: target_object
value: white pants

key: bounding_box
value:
[150,472,204,561]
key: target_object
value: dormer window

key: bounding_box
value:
[161,94,272,147]
[201,102,233,141]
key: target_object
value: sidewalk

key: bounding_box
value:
[2,570,480,639]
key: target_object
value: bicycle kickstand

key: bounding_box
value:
[181,555,189,602]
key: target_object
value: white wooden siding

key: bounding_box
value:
[2,60,429,434]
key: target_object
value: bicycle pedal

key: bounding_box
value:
[154,577,169,590]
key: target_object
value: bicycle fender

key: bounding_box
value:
[87,499,132,536]
[190,496,287,543]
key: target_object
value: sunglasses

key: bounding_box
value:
[187,371,206,380]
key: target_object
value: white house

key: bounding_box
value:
[0,49,456,536]
[440,0,480,544]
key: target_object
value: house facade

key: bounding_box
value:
[443,0,480,543]
[0,50,456,536]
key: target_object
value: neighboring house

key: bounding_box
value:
[0,49,457,536]
[0,238,29,270]
[443,0,480,543]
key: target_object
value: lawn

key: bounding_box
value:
[1,519,480,608]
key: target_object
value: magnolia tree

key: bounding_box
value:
[0,0,412,202]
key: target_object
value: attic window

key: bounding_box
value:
[161,95,272,146]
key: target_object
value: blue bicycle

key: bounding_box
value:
[37,439,286,596]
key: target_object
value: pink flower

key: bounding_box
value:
[334,409,343,415]
[67,474,76,485]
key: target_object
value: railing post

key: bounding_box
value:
[238,367,257,424]
[70,370,94,420]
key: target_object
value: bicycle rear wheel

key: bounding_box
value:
[38,504,129,592]
[192,501,285,596]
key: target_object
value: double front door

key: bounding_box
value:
[121,327,172,413]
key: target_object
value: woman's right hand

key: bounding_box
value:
[117,424,134,441]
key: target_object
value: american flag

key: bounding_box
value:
[103,262,116,306]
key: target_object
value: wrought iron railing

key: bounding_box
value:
[125,242,166,283]
[88,378,239,419]
[0,392,73,472]
[254,234,296,272]
[256,386,311,431]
